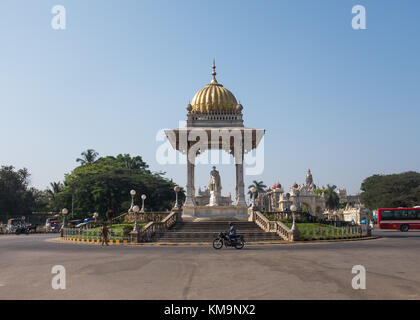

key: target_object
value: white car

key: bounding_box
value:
[45,218,61,233]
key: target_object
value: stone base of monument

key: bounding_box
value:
[182,205,249,220]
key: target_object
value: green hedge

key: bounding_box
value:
[68,223,147,241]
[283,222,364,240]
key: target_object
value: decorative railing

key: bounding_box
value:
[137,210,181,242]
[254,210,270,231]
[124,212,171,223]
[253,210,292,241]
[274,221,293,241]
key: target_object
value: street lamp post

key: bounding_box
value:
[132,205,140,232]
[290,204,300,241]
[174,186,180,209]
[250,187,257,209]
[290,204,297,231]
[130,189,136,210]
[93,212,99,224]
[61,208,68,237]
[61,208,68,227]
[141,194,147,212]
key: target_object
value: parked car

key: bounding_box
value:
[45,218,61,233]
[6,218,27,234]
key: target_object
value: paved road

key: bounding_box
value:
[1,229,420,299]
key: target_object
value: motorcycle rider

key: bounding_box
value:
[228,222,237,242]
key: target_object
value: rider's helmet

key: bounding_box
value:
[229,222,233,226]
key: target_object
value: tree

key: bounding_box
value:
[45,181,64,212]
[0,166,39,219]
[47,182,63,200]
[324,184,340,210]
[248,180,267,196]
[116,154,148,170]
[55,154,183,220]
[314,188,325,196]
[76,149,99,165]
[360,171,420,209]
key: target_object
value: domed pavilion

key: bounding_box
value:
[165,61,265,219]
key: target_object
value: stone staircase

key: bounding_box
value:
[153,221,283,243]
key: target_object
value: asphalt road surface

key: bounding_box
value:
[1,229,419,299]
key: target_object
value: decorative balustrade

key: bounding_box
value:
[275,221,293,241]
[254,210,269,231]
[137,209,181,242]
[124,211,171,223]
[253,210,293,241]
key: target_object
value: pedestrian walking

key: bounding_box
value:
[101,223,109,246]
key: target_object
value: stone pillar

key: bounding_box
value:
[184,155,196,206]
[289,228,301,241]
[192,159,196,199]
[130,230,139,243]
[234,156,247,207]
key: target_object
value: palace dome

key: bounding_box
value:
[272,183,282,190]
[190,62,238,113]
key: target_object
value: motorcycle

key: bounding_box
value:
[213,232,245,250]
[15,225,30,235]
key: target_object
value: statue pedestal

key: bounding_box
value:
[208,190,222,206]
[183,205,248,220]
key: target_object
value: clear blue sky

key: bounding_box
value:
[0,0,419,197]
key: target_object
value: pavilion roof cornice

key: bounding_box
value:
[164,127,265,155]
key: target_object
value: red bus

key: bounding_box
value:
[378,207,420,232]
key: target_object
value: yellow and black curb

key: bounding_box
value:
[61,237,128,245]
[52,236,380,246]
[56,237,287,246]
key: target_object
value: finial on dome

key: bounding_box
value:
[211,59,218,83]
[236,103,243,113]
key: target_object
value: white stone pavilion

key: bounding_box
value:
[165,62,264,220]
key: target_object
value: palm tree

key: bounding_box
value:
[76,149,99,165]
[47,181,63,200]
[116,154,147,170]
[324,184,340,210]
[248,180,267,196]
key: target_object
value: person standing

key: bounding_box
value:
[101,223,109,246]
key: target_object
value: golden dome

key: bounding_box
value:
[191,62,238,113]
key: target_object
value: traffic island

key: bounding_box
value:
[54,234,379,246]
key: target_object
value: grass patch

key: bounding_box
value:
[283,222,363,240]
[66,223,147,241]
